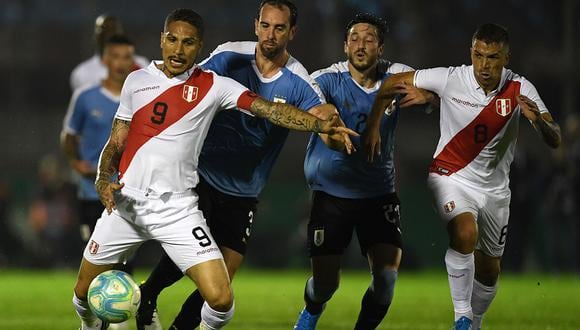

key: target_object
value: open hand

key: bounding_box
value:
[96,181,125,214]
[517,95,541,122]
[394,83,434,108]
[321,115,359,145]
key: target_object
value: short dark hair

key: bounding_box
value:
[164,8,204,39]
[472,23,509,46]
[345,13,388,45]
[258,0,298,27]
[104,34,134,48]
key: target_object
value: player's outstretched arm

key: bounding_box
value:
[362,71,415,162]
[249,97,358,138]
[95,118,130,214]
[308,104,355,154]
[517,95,561,148]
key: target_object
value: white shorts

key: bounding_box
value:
[427,173,511,257]
[83,186,223,272]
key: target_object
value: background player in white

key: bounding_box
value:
[294,13,435,330]
[135,1,354,329]
[363,23,561,330]
[71,8,356,330]
[70,14,149,91]
[62,34,135,247]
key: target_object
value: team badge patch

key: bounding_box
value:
[495,98,512,117]
[182,84,198,103]
[314,229,325,247]
[443,201,456,213]
[88,240,100,254]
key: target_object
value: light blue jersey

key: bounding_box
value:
[63,85,119,200]
[304,61,412,199]
[198,41,324,197]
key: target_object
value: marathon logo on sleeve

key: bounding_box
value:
[183,84,199,103]
[496,98,512,117]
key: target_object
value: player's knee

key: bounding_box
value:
[450,227,477,252]
[369,269,398,305]
[311,280,338,303]
[205,286,234,312]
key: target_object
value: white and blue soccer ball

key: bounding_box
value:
[87,270,141,323]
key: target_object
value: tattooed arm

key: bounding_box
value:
[249,97,358,138]
[517,95,561,148]
[95,118,130,214]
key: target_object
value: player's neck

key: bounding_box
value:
[101,77,123,96]
[255,49,289,78]
[348,62,379,88]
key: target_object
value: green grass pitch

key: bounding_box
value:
[0,269,579,329]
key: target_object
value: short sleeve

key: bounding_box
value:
[62,88,86,135]
[414,67,452,96]
[114,76,135,121]
[213,74,259,115]
[520,78,549,114]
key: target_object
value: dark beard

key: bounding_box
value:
[260,43,283,59]
[347,53,374,72]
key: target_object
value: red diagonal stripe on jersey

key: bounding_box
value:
[430,80,521,175]
[118,68,214,178]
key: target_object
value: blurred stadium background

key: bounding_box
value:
[0,0,579,327]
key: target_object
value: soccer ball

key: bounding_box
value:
[87,270,141,323]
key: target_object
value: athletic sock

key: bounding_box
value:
[200,301,234,329]
[354,270,397,330]
[471,279,497,329]
[304,277,333,315]
[72,293,101,330]
[445,248,474,321]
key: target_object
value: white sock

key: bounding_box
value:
[72,293,102,330]
[200,301,235,329]
[445,248,474,321]
[471,279,498,329]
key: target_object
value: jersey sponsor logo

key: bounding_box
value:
[444,201,455,213]
[134,85,160,94]
[314,229,325,246]
[451,97,485,109]
[183,84,199,103]
[88,240,99,254]
[495,98,512,117]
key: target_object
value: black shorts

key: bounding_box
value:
[195,177,258,255]
[307,190,402,257]
[78,199,104,229]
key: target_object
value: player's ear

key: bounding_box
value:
[254,18,259,37]
[159,31,164,49]
[288,25,297,41]
[343,41,348,55]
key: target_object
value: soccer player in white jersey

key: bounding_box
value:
[71,8,356,330]
[363,23,561,330]
[70,14,149,91]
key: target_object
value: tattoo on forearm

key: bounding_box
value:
[251,99,323,132]
[535,117,561,148]
[96,119,130,186]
